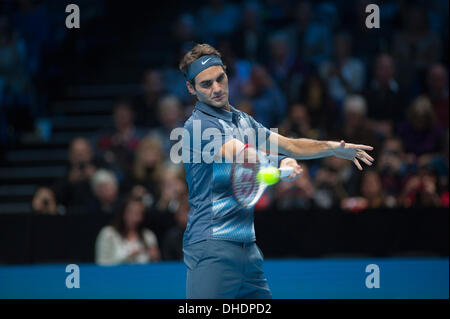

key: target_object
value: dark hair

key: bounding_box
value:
[111,197,148,247]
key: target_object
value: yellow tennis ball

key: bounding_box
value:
[257,167,280,185]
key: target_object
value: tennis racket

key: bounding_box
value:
[231,144,293,208]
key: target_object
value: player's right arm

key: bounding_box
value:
[219,139,302,180]
[220,139,246,162]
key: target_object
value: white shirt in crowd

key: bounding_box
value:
[95,226,158,265]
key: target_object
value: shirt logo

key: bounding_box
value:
[201,58,212,65]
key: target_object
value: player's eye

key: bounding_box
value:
[201,81,212,88]
[217,74,224,82]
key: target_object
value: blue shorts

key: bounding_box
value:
[183,239,272,299]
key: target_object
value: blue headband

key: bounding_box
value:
[185,54,224,81]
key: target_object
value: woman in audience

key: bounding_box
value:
[124,136,165,202]
[95,197,160,265]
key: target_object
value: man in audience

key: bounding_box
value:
[365,54,406,137]
[89,169,121,215]
[426,63,448,129]
[53,137,98,214]
[96,100,144,180]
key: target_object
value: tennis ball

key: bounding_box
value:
[257,167,280,185]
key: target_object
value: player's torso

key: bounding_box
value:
[182,107,257,246]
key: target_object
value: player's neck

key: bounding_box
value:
[199,99,231,112]
[222,101,231,112]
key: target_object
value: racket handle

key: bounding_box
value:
[279,167,294,178]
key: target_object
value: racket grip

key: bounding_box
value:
[279,167,294,178]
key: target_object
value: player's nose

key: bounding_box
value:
[212,81,222,94]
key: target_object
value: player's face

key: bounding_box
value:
[189,65,229,108]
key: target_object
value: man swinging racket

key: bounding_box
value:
[179,43,374,299]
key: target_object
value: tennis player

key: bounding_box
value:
[179,44,374,299]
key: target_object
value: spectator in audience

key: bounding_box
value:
[146,162,185,246]
[417,131,449,195]
[96,100,143,180]
[400,166,442,208]
[365,54,406,136]
[360,170,390,209]
[278,104,318,140]
[392,4,442,92]
[31,186,60,215]
[53,137,98,213]
[299,73,337,134]
[377,137,414,198]
[95,198,160,265]
[330,95,379,155]
[397,96,444,156]
[124,136,165,202]
[313,157,351,209]
[319,31,365,105]
[162,194,189,260]
[89,169,121,215]
[156,164,187,214]
[341,170,391,212]
[134,69,167,128]
[426,63,448,129]
[266,32,308,104]
[129,184,155,211]
[241,64,287,128]
[148,95,184,155]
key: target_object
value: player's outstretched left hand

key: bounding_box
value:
[329,140,375,170]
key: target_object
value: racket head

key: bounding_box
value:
[231,144,268,208]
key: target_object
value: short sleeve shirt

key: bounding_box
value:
[182,101,284,246]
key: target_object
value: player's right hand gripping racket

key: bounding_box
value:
[231,144,294,208]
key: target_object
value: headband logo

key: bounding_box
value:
[201,58,212,65]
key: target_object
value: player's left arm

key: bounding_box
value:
[268,131,375,170]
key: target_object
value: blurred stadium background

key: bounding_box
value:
[0,0,448,298]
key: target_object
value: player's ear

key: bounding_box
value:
[186,81,196,96]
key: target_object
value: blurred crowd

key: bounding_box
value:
[0,0,107,145]
[3,0,449,264]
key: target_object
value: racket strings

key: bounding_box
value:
[233,160,262,206]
